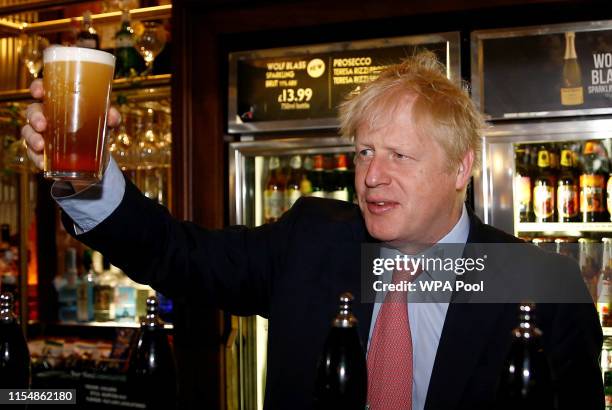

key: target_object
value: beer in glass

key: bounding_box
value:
[42,46,115,181]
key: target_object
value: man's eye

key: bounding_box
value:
[358,149,373,158]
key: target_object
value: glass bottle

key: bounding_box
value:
[330,154,350,202]
[496,303,554,410]
[0,292,31,389]
[561,31,584,106]
[127,296,177,409]
[115,269,136,323]
[76,250,96,322]
[264,156,284,224]
[556,147,579,222]
[533,146,556,223]
[515,145,533,222]
[309,154,326,198]
[580,141,608,222]
[55,248,78,322]
[94,255,117,322]
[284,155,302,211]
[114,9,141,78]
[76,11,100,49]
[313,292,367,410]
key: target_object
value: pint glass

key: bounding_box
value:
[42,46,115,181]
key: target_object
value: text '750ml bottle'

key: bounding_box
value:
[314,292,367,410]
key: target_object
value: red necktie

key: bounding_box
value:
[367,266,416,410]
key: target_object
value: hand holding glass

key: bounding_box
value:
[42,46,115,181]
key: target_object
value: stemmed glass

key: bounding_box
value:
[19,35,49,79]
[134,22,167,75]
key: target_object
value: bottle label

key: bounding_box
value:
[533,185,554,218]
[537,150,550,168]
[561,87,584,105]
[330,189,350,202]
[300,178,312,195]
[515,176,531,214]
[116,34,134,48]
[285,189,302,210]
[76,38,97,49]
[580,174,605,212]
[560,150,573,167]
[557,184,579,218]
[264,190,284,220]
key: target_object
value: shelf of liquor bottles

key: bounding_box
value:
[28,320,173,329]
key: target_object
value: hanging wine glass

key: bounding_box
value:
[134,22,167,75]
[19,35,49,79]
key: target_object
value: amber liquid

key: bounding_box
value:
[43,60,114,181]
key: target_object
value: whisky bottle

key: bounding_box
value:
[497,304,554,410]
[580,141,608,222]
[561,31,584,106]
[0,292,31,389]
[314,292,367,410]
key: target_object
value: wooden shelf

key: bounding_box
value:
[516,222,612,234]
[0,74,171,103]
[28,320,173,330]
[0,4,171,35]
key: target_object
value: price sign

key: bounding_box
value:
[228,33,460,133]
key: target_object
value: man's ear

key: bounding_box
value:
[456,150,474,190]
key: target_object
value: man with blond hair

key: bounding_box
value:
[23,52,602,409]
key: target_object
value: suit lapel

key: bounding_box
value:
[424,209,506,410]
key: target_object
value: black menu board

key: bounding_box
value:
[228,33,460,133]
[473,21,612,120]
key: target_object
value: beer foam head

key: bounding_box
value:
[44,45,115,67]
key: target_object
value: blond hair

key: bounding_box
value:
[338,51,485,173]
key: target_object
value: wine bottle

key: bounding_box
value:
[127,296,177,409]
[0,292,31,389]
[497,303,555,410]
[561,31,584,106]
[313,292,367,410]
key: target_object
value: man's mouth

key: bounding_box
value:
[366,200,398,214]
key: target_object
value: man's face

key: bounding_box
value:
[354,96,465,248]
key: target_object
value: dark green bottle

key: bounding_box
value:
[114,10,141,78]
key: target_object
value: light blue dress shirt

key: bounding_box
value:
[367,205,470,410]
[52,156,126,234]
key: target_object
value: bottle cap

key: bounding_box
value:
[333,292,358,328]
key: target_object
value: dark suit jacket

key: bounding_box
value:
[65,179,603,409]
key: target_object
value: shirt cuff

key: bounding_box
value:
[52,156,126,234]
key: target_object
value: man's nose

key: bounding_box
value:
[365,156,391,187]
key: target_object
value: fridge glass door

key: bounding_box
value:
[227,136,354,410]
